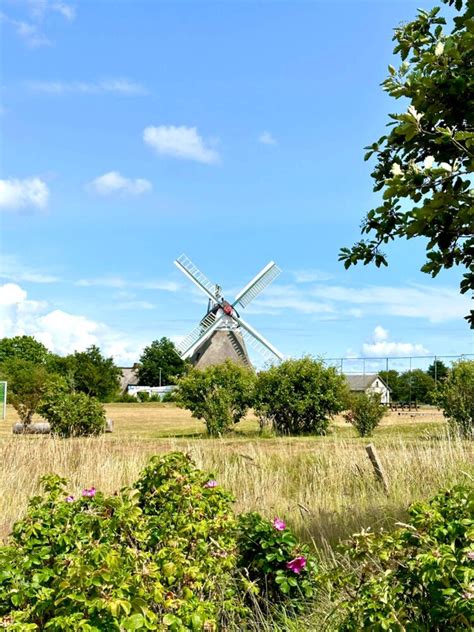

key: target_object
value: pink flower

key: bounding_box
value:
[82,487,96,497]
[286,556,307,574]
[467,551,474,561]
[65,495,75,503]
[272,517,286,531]
[463,591,474,600]
[204,480,218,489]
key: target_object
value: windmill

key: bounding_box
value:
[174,254,284,368]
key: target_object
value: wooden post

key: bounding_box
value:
[365,444,389,494]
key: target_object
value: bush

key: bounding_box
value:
[254,357,348,435]
[0,452,320,630]
[115,392,138,403]
[0,453,243,630]
[344,393,386,437]
[435,359,474,439]
[136,390,150,402]
[40,391,106,437]
[336,484,474,630]
[176,360,255,436]
[238,512,318,606]
[0,359,58,425]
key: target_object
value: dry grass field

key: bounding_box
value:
[1,403,472,554]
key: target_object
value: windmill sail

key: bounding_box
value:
[175,254,220,303]
[233,261,281,308]
[176,311,220,358]
[232,313,284,362]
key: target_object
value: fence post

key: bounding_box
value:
[365,444,390,494]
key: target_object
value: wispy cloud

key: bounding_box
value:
[362,325,429,357]
[26,79,148,95]
[75,277,180,292]
[0,254,60,284]
[293,269,333,283]
[87,171,152,196]
[258,131,277,146]
[143,125,220,164]
[1,2,75,48]
[0,177,49,211]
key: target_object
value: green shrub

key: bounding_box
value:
[176,360,255,436]
[136,391,150,402]
[435,359,474,439]
[237,512,318,607]
[336,484,474,630]
[161,390,176,403]
[116,392,138,403]
[40,391,106,437]
[344,393,386,437]
[0,453,247,630]
[149,393,162,402]
[254,357,348,435]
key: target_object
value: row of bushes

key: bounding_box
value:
[0,452,472,629]
[175,357,474,439]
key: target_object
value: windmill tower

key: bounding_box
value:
[174,254,284,368]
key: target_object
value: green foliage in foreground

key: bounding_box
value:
[254,357,348,436]
[176,360,255,436]
[435,359,474,439]
[0,335,50,366]
[39,391,106,437]
[0,453,318,631]
[335,483,474,630]
[344,392,386,437]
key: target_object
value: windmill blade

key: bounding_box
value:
[176,310,222,358]
[231,313,284,362]
[175,254,220,304]
[232,261,281,309]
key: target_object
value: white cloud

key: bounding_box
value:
[258,131,277,146]
[0,283,143,364]
[0,12,51,47]
[88,171,152,196]
[27,79,147,95]
[143,125,220,164]
[1,2,74,48]
[0,254,59,284]
[362,326,429,357]
[0,283,27,306]
[28,1,76,21]
[248,285,334,315]
[0,177,49,211]
[293,269,333,283]
[75,277,180,292]
[309,283,471,323]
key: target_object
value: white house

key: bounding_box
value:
[345,374,391,404]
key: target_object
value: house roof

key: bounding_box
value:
[345,374,390,391]
[119,366,138,391]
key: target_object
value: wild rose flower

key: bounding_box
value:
[65,495,75,503]
[462,591,474,600]
[286,556,307,574]
[82,487,96,497]
[272,517,286,531]
[203,480,218,489]
[467,551,474,561]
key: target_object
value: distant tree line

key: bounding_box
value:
[379,359,450,404]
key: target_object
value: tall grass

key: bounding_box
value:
[0,431,471,550]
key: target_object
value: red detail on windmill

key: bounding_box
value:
[222,302,233,316]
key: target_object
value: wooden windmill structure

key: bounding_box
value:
[174,254,284,368]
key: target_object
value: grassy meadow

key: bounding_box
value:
[1,403,472,556]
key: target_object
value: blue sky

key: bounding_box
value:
[1,0,472,369]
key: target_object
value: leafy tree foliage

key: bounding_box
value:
[71,345,121,401]
[435,359,474,438]
[0,335,49,365]
[397,369,436,403]
[254,357,348,436]
[340,0,474,326]
[427,359,450,381]
[378,369,401,400]
[137,337,186,386]
[176,360,255,436]
[0,359,58,425]
[344,392,387,437]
